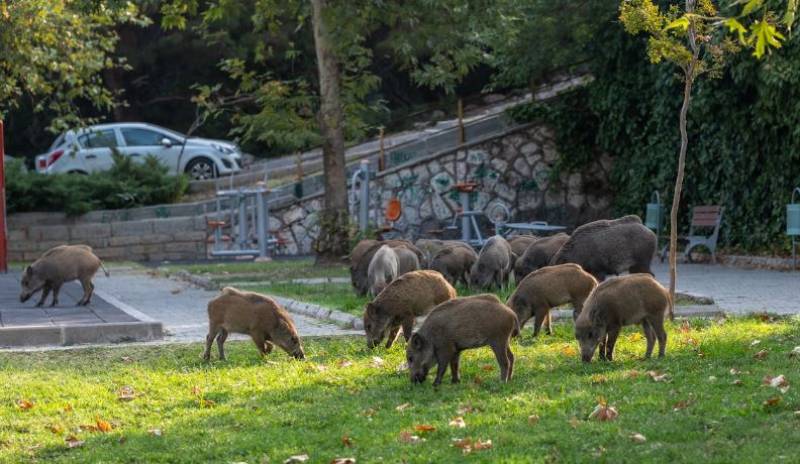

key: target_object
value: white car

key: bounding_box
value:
[35,123,244,180]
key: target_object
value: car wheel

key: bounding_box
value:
[67,170,88,175]
[185,157,217,180]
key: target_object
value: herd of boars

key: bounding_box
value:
[18,215,670,386]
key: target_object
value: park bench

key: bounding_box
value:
[660,205,724,263]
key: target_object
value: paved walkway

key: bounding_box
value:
[93,269,358,343]
[651,262,799,314]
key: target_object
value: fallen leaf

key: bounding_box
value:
[449,416,466,428]
[647,371,671,382]
[95,417,113,433]
[472,375,483,385]
[789,346,800,358]
[568,416,580,429]
[396,362,409,373]
[684,337,699,346]
[199,398,216,408]
[750,339,761,347]
[708,376,717,382]
[341,435,353,447]
[395,402,411,412]
[764,396,782,408]
[117,386,136,402]
[528,414,540,425]
[589,399,619,421]
[284,454,309,464]
[754,349,769,360]
[673,400,690,411]
[120,356,134,363]
[398,431,423,444]
[591,374,608,384]
[624,370,642,379]
[47,424,64,434]
[63,404,73,413]
[679,320,691,334]
[330,459,355,464]
[729,368,741,375]
[336,360,353,368]
[148,428,162,437]
[480,364,494,372]
[16,399,34,410]
[414,424,436,433]
[473,439,493,450]
[191,386,202,396]
[65,436,84,449]
[763,374,790,393]
[560,345,578,357]
[362,408,376,417]
[457,404,477,415]
[630,432,647,443]
[732,379,743,386]
[370,356,385,368]
[628,332,643,342]
[451,438,492,454]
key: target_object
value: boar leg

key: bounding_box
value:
[203,328,217,361]
[35,285,51,307]
[250,332,268,357]
[490,342,511,383]
[433,344,456,386]
[50,284,62,307]
[604,326,621,361]
[385,324,402,349]
[264,340,274,354]
[505,344,515,381]
[449,353,461,384]
[650,317,667,358]
[545,311,553,335]
[532,309,547,337]
[78,279,94,306]
[642,320,656,358]
[216,328,229,360]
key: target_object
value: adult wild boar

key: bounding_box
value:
[363,270,456,349]
[508,235,539,257]
[19,245,108,307]
[514,233,569,280]
[203,287,305,361]
[469,235,515,290]
[367,245,399,296]
[507,263,598,336]
[406,294,519,386]
[350,240,424,296]
[414,239,472,267]
[430,245,478,286]
[550,215,656,281]
[574,274,672,363]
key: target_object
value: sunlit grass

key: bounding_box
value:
[1,316,799,463]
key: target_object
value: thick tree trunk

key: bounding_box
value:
[669,1,699,316]
[310,0,351,264]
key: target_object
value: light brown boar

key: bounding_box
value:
[508,235,539,257]
[507,263,598,337]
[203,287,305,361]
[429,245,478,286]
[19,245,108,307]
[406,294,519,386]
[363,270,456,349]
[574,274,672,363]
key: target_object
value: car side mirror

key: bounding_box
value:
[161,138,173,148]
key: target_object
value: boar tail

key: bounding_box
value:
[668,293,675,322]
[100,261,110,277]
[512,318,521,338]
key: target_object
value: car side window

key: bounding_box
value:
[121,128,165,147]
[78,130,118,149]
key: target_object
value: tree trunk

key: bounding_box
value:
[310,0,351,264]
[668,1,699,316]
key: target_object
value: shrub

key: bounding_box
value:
[6,154,189,216]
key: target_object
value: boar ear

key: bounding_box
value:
[365,302,375,315]
[24,266,32,277]
[410,333,425,350]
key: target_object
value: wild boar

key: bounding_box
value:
[551,215,656,281]
[507,263,598,336]
[203,287,305,361]
[574,274,672,363]
[414,239,472,267]
[514,233,570,280]
[363,270,456,349]
[19,245,108,307]
[367,245,399,296]
[469,235,515,290]
[430,245,478,286]
[395,246,421,275]
[406,294,519,386]
[508,235,539,257]
[350,240,424,296]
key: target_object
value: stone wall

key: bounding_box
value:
[267,124,614,255]
[8,216,208,262]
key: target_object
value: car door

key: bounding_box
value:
[119,127,180,173]
[76,129,120,173]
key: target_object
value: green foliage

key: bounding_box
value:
[511,22,800,253]
[6,155,188,216]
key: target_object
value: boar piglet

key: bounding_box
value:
[20,245,108,307]
[406,294,519,386]
[204,287,305,361]
[363,270,456,349]
[574,274,672,363]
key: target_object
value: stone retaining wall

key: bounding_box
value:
[9,216,208,262]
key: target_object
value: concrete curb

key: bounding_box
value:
[270,295,363,330]
[173,270,219,290]
[0,321,163,348]
[547,305,725,321]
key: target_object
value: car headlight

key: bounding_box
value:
[211,143,234,155]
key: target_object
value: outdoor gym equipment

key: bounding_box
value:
[788,187,800,269]
[209,185,275,258]
[349,159,370,232]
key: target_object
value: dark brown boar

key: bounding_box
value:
[406,294,519,386]
[469,236,515,290]
[19,245,108,307]
[203,287,305,361]
[508,235,539,257]
[574,274,672,363]
[507,263,598,336]
[429,245,478,286]
[513,233,569,280]
[350,240,424,296]
[363,270,456,349]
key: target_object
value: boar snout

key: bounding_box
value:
[293,349,306,360]
[19,292,30,303]
[411,372,427,384]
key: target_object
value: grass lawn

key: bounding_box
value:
[2,316,799,463]
[159,258,349,283]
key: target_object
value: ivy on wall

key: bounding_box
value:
[510,24,800,254]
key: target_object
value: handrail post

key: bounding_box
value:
[0,120,7,273]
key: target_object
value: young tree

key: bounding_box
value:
[0,0,146,132]
[619,0,796,306]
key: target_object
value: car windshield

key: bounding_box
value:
[48,133,66,152]
[147,124,186,140]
